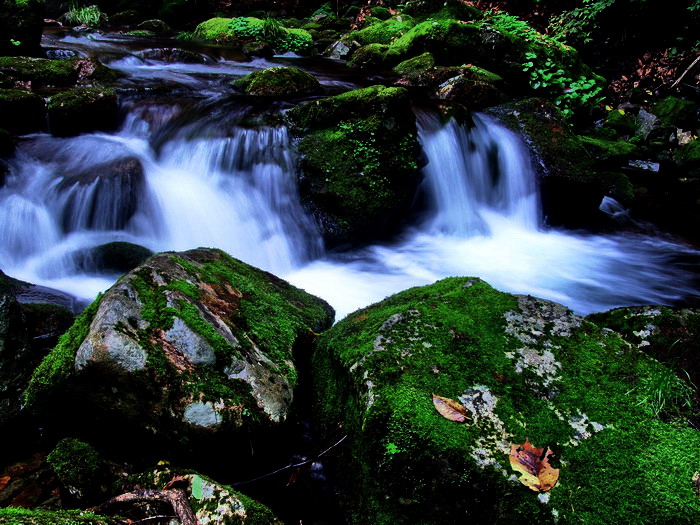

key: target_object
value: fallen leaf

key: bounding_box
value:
[0,476,10,490]
[432,394,470,423]
[509,439,560,492]
[163,475,190,490]
[693,471,700,496]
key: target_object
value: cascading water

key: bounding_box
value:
[1,31,698,320]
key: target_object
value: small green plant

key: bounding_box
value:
[548,0,615,45]
[64,3,107,28]
[522,51,605,118]
[261,17,284,41]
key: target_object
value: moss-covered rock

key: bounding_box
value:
[118,467,282,524]
[352,15,416,46]
[392,52,435,76]
[0,0,45,56]
[234,67,321,97]
[0,508,119,524]
[434,73,501,109]
[674,138,700,175]
[136,18,172,35]
[578,135,638,164]
[287,85,422,246]
[651,96,698,129]
[0,285,30,426]
[0,56,119,87]
[489,98,607,227]
[603,108,640,136]
[25,248,334,467]
[47,88,118,137]
[193,17,314,54]
[0,88,45,135]
[313,277,700,524]
[47,437,102,504]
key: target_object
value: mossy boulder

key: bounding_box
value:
[0,88,45,135]
[352,15,416,46]
[392,52,435,76]
[434,73,501,109]
[136,19,173,35]
[25,248,334,467]
[193,17,314,54]
[47,88,118,137]
[313,277,700,524]
[0,56,118,88]
[117,467,282,524]
[578,135,638,165]
[587,305,700,395]
[234,67,321,97]
[674,138,700,176]
[287,85,422,246]
[0,0,45,56]
[651,96,698,129]
[46,437,102,505]
[603,108,640,136]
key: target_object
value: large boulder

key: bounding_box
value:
[0,0,45,56]
[0,278,30,427]
[74,241,154,274]
[47,88,118,137]
[313,277,700,523]
[25,249,334,468]
[288,85,423,246]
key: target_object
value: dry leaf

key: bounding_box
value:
[432,394,470,423]
[509,439,560,492]
[0,476,10,491]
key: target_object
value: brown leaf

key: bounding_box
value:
[432,394,470,423]
[162,475,190,490]
[509,439,560,492]
[0,476,10,491]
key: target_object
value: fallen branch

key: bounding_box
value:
[90,488,197,525]
[671,55,700,90]
[232,434,348,486]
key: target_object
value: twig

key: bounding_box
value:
[90,488,197,525]
[130,516,179,524]
[671,55,700,90]
[232,434,348,486]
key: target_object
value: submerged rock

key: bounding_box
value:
[313,277,700,523]
[25,248,334,466]
[288,85,423,246]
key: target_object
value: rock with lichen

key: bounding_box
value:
[313,277,700,524]
[233,67,321,97]
[25,248,334,465]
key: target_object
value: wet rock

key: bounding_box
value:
[0,88,46,135]
[25,249,334,468]
[0,56,118,88]
[324,39,359,60]
[140,48,208,64]
[48,87,118,137]
[314,277,700,523]
[75,241,153,274]
[0,283,30,427]
[56,156,145,232]
[136,19,172,35]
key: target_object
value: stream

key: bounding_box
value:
[1,30,699,322]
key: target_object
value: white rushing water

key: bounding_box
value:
[0,76,698,319]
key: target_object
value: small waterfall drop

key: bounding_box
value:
[0,105,322,299]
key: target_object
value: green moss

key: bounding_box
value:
[192,17,234,41]
[604,108,640,136]
[392,52,435,75]
[0,56,77,86]
[674,138,700,171]
[652,96,698,128]
[288,86,421,245]
[353,15,416,45]
[126,30,156,37]
[314,278,700,523]
[579,135,638,161]
[47,437,101,490]
[194,17,313,53]
[0,508,117,525]
[24,294,102,407]
[234,67,320,97]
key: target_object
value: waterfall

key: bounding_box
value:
[417,111,540,235]
[0,105,321,298]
